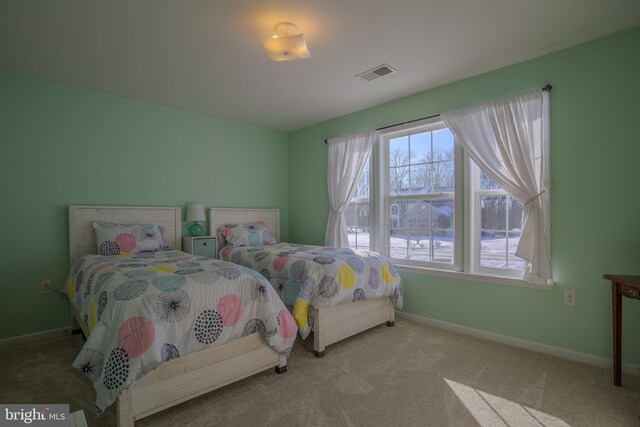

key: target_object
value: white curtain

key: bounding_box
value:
[325,130,375,247]
[442,89,551,284]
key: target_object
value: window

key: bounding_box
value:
[352,116,533,281]
[467,164,525,278]
[346,158,371,250]
[382,124,457,269]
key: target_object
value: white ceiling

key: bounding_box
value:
[1,1,638,131]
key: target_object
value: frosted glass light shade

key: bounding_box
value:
[186,203,206,222]
[262,34,310,61]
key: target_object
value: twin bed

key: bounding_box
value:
[66,205,403,425]
[209,208,403,357]
[67,206,292,426]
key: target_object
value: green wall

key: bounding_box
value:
[288,27,640,365]
[0,70,289,339]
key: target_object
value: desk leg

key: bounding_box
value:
[612,281,622,386]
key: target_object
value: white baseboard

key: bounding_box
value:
[0,326,71,347]
[396,311,640,378]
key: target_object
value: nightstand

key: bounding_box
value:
[182,236,217,259]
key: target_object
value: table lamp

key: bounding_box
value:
[186,203,206,236]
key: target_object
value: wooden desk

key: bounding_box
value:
[603,274,640,386]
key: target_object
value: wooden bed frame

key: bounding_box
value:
[68,205,286,426]
[209,207,395,357]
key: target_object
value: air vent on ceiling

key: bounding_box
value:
[355,64,397,81]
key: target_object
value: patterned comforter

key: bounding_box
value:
[65,250,296,414]
[219,243,403,339]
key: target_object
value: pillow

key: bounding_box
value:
[93,221,166,255]
[219,221,277,247]
[216,230,227,248]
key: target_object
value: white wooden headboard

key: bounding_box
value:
[209,208,280,253]
[69,205,182,266]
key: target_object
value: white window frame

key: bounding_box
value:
[375,117,462,272]
[359,117,549,288]
[465,156,524,279]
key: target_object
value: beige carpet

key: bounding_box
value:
[1,319,638,426]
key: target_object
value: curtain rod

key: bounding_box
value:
[324,84,552,143]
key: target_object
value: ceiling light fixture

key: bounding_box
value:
[262,22,310,62]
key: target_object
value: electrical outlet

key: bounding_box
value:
[40,280,52,294]
[564,290,575,306]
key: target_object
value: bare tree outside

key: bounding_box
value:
[389,147,410,193]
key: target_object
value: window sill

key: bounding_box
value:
[394,264,553,290]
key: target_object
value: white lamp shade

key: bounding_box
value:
[186,203,206,222]
[262,34,310,61]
